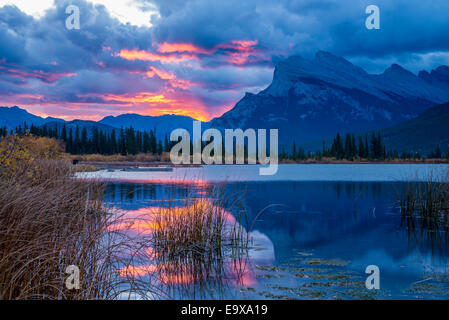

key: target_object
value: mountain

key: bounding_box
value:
[0,106,199,138]
[302,100,449,156]
[0,106,64,129]
[99,113,202,139]
[211,51,449,146]
[42,120,117,137]
[381,101,449,155]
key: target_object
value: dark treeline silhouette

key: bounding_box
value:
[1,123,448,160]
[281,131,449,161]
[0,122,173,156]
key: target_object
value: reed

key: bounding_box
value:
[398,169,449,256]
[0,158,160,299]
[149,184,251,298]
[398,170,449,218]
[0,135,251,299]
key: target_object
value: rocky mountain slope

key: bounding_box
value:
[211,51,449,145]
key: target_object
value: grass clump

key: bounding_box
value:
[398,170,449,255]
[149,184,251,297]
[399,171,449,219]
[0,135,157,299]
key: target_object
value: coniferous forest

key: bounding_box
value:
[0,122,447,161]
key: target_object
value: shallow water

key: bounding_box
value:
[80,163,449,182]
[102,167,449,299]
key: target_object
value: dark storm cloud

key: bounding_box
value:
[1,0,449,120]
[147,0,449,71]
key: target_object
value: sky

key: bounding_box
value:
[1,0,449,121]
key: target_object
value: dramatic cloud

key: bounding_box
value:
[1,0,449,120]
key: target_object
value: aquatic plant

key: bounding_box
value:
[398,169,449,255]
[398,170,449,220]
[149,183,251,298]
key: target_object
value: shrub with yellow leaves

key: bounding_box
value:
[0,134,65,179]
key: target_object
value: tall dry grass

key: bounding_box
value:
[0,159,161,299]
[398,169,449,255]
[0,135,251,299]
[148,184,251,298]
[398,170,449,218]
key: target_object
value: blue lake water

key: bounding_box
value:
[99,164,449,300]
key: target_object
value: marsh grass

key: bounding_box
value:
[0,159,161,300]
[399,170,449,219]
[149,183,251,298]
[0,133,252,299]
[398,169,449,255]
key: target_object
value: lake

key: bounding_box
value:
[96,164,449,299]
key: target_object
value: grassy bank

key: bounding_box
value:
[0,135,154,299]
[0,135,250,299]
[72,153,449,170]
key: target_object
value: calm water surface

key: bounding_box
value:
[100,164,449,300]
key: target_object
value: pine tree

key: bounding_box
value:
[110,130,117,154]
[344,133,352,160]
[331,133,344,159]
[74,126,80,154]
[351,134,357,158]
[81,128,88,154]
[120,128,127,156]
[291,141,297,160]
[61,124,67,143]
[358,136,364,159]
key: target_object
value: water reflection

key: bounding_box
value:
[105,182,267,299]
[104,181,449,299]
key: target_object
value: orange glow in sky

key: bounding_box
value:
[2,39,266,121]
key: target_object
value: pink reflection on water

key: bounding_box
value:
[113,196,258,289]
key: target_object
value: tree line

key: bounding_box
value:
[0,123,173,156]
[0,123,447,160]
[280,132,448,161]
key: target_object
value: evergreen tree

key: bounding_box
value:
[110,130,117,154]
[61,124,67,145]
[291,141,297,160]
[351,134,357,158]
[344,133,352,160]
[67,128,73,153]
[74,126,80,154]
[120,128,127,156]
[331,133,344,159]
[81,128,88,154]
[358,136,365,158]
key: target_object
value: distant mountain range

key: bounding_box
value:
[99,113,204,138]
[43,120,117,136]
[1,51,449,154]
[0,106,64,129]
[0,107,199,139]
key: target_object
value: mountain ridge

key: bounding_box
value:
[211,51,449,145]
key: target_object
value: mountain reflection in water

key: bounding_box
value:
[103,181,449,299]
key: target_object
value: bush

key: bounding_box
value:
[0,135,65,179]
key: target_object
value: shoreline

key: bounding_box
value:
[75,163,449,183]
[77,159,449,170]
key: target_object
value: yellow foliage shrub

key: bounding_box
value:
[0,134,65,178]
